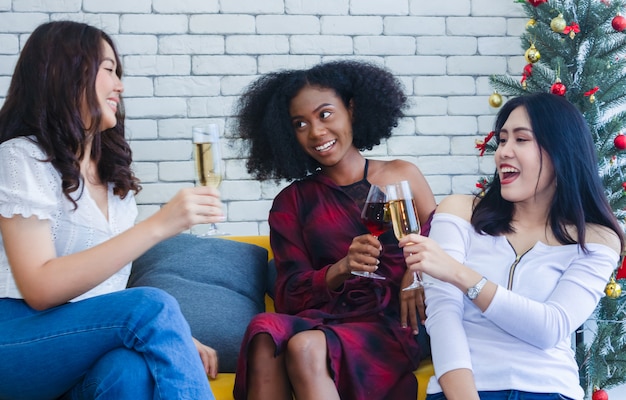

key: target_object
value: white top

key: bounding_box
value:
[0,137,137,301]
[424,212,619,400]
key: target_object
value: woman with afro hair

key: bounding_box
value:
[233,60,436,399]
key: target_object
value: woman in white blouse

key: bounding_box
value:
[400,93,623,400]
[0,21,222,399]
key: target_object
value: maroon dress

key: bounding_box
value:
[234,163,424,400]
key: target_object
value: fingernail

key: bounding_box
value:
[413,330,418,335]
[402,324,407,329]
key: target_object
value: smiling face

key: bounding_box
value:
[289,85,357,169]
[495,106,556,207]
[94,40,123,131]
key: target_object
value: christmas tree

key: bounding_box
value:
[483,0,626,398]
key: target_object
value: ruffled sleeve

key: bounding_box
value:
[0,138,61,220]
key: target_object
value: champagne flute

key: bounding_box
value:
[354,184,390,280]
[386,180,430,291]
[192,124,226,236]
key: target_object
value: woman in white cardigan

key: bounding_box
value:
[400,92,623,400]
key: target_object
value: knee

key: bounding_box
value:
[126,286,178,308]
[125,287,182,318]
[123,287,190,333]
[285,331,327,375]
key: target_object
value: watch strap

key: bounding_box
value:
[467,276,487,300]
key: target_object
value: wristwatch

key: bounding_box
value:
[466,277,487,300]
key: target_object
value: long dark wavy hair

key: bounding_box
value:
[0,21,141,208]
[235,60,408,181]
[472,92,623,253]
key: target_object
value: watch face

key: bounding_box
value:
[467,277,486,300]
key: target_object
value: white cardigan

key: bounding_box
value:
[424,212,618,400]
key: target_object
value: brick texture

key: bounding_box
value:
[0,0,524,235]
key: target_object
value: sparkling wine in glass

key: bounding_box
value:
[386,180,430,291]
[354,184,390,280]
[192,124,226,236]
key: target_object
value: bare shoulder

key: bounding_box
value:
[436,194,475,222]
[373,158,423,177]
[585,223,622,255]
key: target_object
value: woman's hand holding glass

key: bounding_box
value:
[152,186,224,239]
[398,233,462,286]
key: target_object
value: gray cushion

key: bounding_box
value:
[127,234,269,372]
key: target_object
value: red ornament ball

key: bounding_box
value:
[550,81,566,96]
[612,15,626,32]
[592,388,609,400]
[615,133,626,150]
[528,0,547,6]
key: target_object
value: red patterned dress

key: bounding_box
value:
[234,167,425,400]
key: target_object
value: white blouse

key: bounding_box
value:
[0,137,137,301]
[424,212,619,400]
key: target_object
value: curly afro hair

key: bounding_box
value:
[235,60,408,182]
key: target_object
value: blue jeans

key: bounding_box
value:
[0,287,215,400]
[427,391,573,400]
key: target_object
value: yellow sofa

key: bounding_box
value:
[214,236,434,400]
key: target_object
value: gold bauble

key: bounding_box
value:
[589,94,596,103]
[550,14,566,33]
[605,277,622,298]
[524,44,541,64]
[526,19,536,29]
[488,92,503,108]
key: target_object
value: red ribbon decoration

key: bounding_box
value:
[563,22,580,35]
[584,86,599,97]
[475,131,495,156]
[475,178,488,190]
[520,63,533,85]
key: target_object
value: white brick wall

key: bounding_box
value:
[0,0,525,235]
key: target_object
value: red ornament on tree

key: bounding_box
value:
[617,255,626,280]
[614,133,626,150]
[612,14,626,31]
[527,0,547,6]
[550,78,566,96]
[592,387,609,400]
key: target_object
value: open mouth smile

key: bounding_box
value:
[500,166,520,183]
[315,139,336,152]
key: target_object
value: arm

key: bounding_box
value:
[438,369,480,400]
[1,185,224,310]
[401,195,620,349]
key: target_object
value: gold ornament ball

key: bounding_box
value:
[550,14,566,33]
[526,19,536,29]
[488,92,503,108]
[524,44,541,64]
[605,277,622,298]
